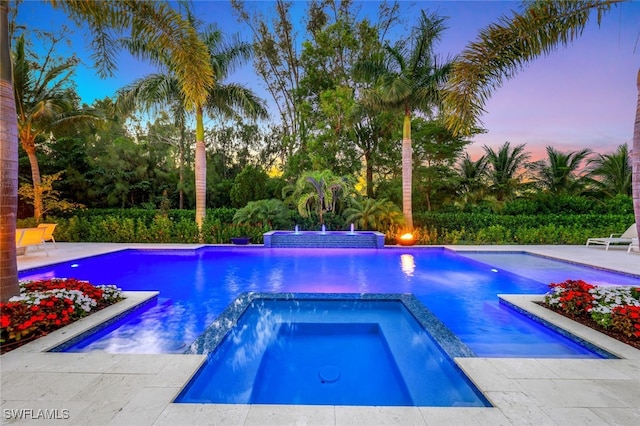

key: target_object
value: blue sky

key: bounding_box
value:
[15,0,640,160]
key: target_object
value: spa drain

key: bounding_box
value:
[318,365,341,384]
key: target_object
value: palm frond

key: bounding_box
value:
[443,0,619,136]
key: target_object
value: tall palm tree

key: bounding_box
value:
[532,146,592,194]
[13,34,95,221]
[121,23,266,229]
[442,0,639,241]
[483,142,531,202]
[587,143,632,197]
[0,1,213,301]
[0,2,19,300]
[356,11,451,230]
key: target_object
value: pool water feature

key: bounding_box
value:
[21,247,640,357]
[263,230,385,248]
[176,293,489,406]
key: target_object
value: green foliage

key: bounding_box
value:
[230,165,270,208]
[343,198,403,231]
[233,199,291,229]
[285,170,352,225]
[18,172,83,219]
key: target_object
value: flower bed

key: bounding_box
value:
[543,279,640,350]
[0,278,123,354]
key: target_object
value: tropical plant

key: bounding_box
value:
[441,0,639,245]
[532,146,592,194]
[1,1,213,301]
[483,142,531,201]
[456,152,488,197]
[285,170,351,225]
[355,11,452,229]
[12,33,94,221]
[343,197,403,231]
[587,143,632,197]
[232,199,290,229]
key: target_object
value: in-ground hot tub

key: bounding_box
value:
[177,292,490,407]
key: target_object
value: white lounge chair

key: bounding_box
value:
[628,238,639,254]
[586,223,637,250]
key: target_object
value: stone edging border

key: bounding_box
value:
[498,294,640,360]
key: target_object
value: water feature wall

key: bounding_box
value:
[263,229,385,248]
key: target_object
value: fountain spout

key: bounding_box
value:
[321,224,326,234]
[294,225,299,234]
[349,223,355,234]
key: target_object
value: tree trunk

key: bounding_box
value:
[402,110,413,230]
[178,130,185,210]
[23,141,43,221]
[365,150,374,198]
[0,3,19,301]
[194,106,206,232]
[632,67,640,241]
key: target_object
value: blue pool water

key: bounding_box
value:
[19,247,640,357]
[176,295,488,406]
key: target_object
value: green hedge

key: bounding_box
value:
[18,208,635,246]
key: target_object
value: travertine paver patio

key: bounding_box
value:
[1,243,639,425]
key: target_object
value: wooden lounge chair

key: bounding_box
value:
[38,223,57,248]
[16,227,48,256]
[586,223,637,250]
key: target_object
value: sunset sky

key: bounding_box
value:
[15,0,640,160]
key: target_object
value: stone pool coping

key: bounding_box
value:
[499,294,640,360]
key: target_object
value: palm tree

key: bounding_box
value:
[121,22,266,229]
[532,146,592,194]
[344,198,403,231]
[356,11,451,230]
[0,1,213,301]
[484,142,531,201]
[587,143,632,197]
[287,170,350,226]
[441,0,639,242]
[13,34,95,221]
[455,152,489,204]
[117,25,267,227]
[0,2,20,300]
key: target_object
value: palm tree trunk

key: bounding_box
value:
[402,110,413,230]
[194,106,206,231]
[365,150,374,198]
[632,67,640,240]
[23,142,43,221]
[178,126,185,210]
[0,3,19,301]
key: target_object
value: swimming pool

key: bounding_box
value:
[19,247,640,357]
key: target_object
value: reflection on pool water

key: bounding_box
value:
[20,247,640,357]
[176,294,489,407]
